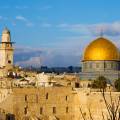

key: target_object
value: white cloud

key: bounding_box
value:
[57,22,120,37]
[41,23,52,28]
[57,23,90,36]
[15,6,28,9]
[16,15,34,27]
[14,46,44,67]
[16,15,27,22]
[15,46,43,54]
[14,45,81,67]
[16,56,41,67]
[12,21,120,67]
[26,22,34,27]
[87,22,120,36]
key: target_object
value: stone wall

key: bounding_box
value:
[13,87,78,120]
[0,87,120,120]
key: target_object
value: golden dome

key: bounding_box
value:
[83,37,119,61]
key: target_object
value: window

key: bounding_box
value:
[111,63,113,68]
[96,63,99,68]
[25,95,27,102]
[46,93,48,99]
[53,107,56,114]
[66,96,68,101]
[40,107,43,114]
[8,60,11,64]
[6,44,9,47]
[89,63,92,68]
[66,107,69,113]
[75,83,79,88]
[24,107,27,115]
[6,113,15,120]
[84,63,87,69]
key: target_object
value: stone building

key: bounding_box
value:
[0,28,120,120]
[0,28,14,77]
[0,27,14,69]
[80,37,120,81]
[35,73,56,87]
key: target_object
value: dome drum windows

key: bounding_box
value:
[82,60,119,72]
[96,63,100,68]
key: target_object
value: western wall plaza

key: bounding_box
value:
[0,27,119,120]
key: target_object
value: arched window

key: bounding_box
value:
[84,63,87,69]
[24,106,28,115]
[40,107,43,114]
[66,96,68,101]
[66,107,69,113]
[96,63,99,68]
[46,93,48,99]
[53,107,56,114]
[8,60,11,64]
[89,63,92,68]
[111,63,113,68]
[25,95,27,102]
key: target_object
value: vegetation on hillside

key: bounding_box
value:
[114,78,120,92]
[91,76,107,90]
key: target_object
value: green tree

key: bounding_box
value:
[91,76,107,90]
[114,78,120,92]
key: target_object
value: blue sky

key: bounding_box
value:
[1,0,120,67]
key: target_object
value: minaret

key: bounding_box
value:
[0,27,14,69]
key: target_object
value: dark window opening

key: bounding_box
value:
[75,82,79,88]
[53,107,56,114]
[8,60,11,64]
[25,95,27,102]
[6,113,15,120]
[24,107,27,115]
[46,93,48,99]
[66,96,68,101]
[40,107,43,114]
[66,107,69,113]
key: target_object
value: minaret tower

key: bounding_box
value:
[0,27,14,69]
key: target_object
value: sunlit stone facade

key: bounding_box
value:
[0,28,14,69]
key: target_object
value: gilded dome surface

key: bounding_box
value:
[83,37,119,61]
